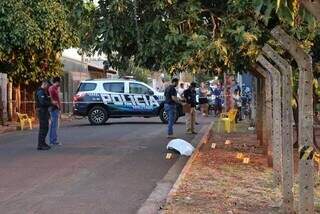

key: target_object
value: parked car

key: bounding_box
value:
[73,79,184,125]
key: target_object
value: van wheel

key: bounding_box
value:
[159,108,179,124]
[88,106,108,125]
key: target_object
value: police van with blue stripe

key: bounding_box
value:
[73,79,184,125]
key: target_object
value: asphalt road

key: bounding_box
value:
[0,115,212,214]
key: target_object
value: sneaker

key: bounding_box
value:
[191,131,198,134]
[167,135,175,139]
[37,145,51,150]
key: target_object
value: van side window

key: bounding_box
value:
[129,83,150,94]
[78,83,97,92]
[103,82,124,93]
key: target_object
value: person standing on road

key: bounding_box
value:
[183,82,197,134]
[164,78,179,138]
[48,77,62,146]
[199,82,209,117]
[213,83,222,116]
[233,89,242,123]
[35,80,51,150]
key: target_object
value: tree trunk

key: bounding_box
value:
[7,82,13,121]
[223,73,227,112]
[272,26,314,214]
[15,83,21,114]
[301,0,320,22]
[256,78,263,144]
[251,77,257,126]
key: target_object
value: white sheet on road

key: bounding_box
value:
[167,139,195,156]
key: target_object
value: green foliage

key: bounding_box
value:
[62,0,97,55]
[92,0,266,74]
[1,0,319,86]
[120,59,151,83]
[0,0,83,83]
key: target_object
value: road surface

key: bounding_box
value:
[0,116,212,214]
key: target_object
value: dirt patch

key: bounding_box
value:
[163,126,320,214]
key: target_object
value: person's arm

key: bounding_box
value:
[48,87,58,107]
[171,87,179,103]
[57,87,61,110]
[171,95,178,102]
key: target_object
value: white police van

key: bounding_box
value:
[73,79,184,125]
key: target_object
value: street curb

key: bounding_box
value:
[0,116,75,135]
[0,125,18,134]
[136,121,214,214]
[165,121,213,200]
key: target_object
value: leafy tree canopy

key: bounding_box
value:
[0,0,93,83]
[92,0,320,76]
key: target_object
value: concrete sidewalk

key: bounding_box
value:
[0,113,76,134]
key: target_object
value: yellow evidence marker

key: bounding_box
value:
[236,153,244,159]
[166,153,173,159]
[243,157,250,164]
[225,140,231,145]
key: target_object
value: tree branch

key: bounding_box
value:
[301,0,320,22]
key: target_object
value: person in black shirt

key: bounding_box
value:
[183,82,197,134]
[35,80,51,150]
[164,78,179,138]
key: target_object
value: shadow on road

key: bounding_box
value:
[67,121,184,127]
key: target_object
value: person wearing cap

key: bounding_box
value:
[164,78,179,138]
[48,77,62,146]
[35,80,51,150]
[183,82,197,134]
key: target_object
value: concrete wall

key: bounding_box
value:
[0,73,8,123]
[61,57,113,113]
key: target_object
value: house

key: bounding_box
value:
[61,55,118,113]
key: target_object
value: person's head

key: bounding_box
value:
[52,77,61,87]
[200,82,206,88]
[41,80,50,90]
[234,89,239,95]
[190,82,196,91]
[179,83,184,89]
[171,78,179,87]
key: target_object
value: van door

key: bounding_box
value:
[102,82,127,115]
[128,83,159,115]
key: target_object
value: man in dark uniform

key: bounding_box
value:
[164,78,179,138]
[183,82,197,134]
[35,80,51,150]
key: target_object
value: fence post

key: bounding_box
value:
[255,65,272,162]
[257,54,283,184]
[262,44,294,196]
[272,26,314,214]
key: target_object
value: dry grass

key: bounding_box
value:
[164,147,282,214]
[163,124,320,214]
